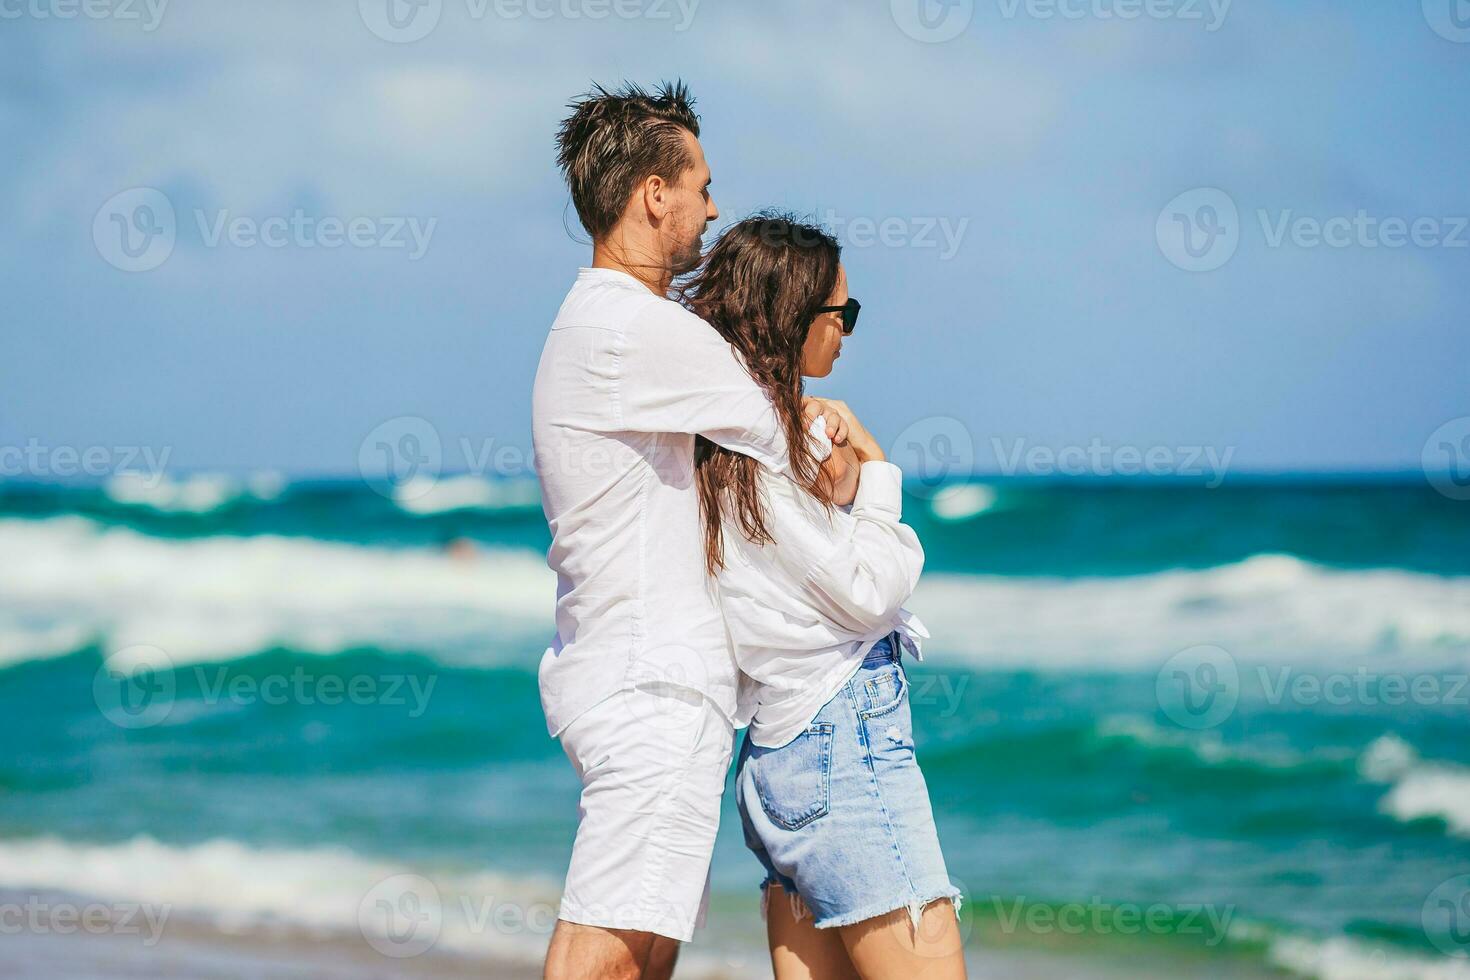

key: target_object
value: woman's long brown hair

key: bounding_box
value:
[682,212,842,576]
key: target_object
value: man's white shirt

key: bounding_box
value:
[531,267,794,735]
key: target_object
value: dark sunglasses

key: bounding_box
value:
[813,298,861,335]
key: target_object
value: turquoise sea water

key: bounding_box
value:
[1,476,1468,977]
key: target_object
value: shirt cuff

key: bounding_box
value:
[851,461,903,519]
[805,414,834,462]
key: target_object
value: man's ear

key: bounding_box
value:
[642,173,670,222]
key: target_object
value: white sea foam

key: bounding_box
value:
[0,834,559,963]
[0,834,756,977]
[1091,724,1470,837]
[103,471,285,514]
[1384,769,1470,837]
[0,621,93,664]
[3,520,1467,679]
[1359,736,1470,837]
[0,517,554,667]
[913,553,1470,670]
[1358,734,1421,782]
[1266,933,1470,980]
[9,832,1457,980]
[928,484,998,521]
[392,474,541,516]
[1095,715,1349,770]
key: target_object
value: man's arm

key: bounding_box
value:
[617,302,846,477]
[822,441,861,506]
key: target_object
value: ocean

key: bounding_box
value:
[1,474,1468,978]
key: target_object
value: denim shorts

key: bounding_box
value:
[734,635,962,929]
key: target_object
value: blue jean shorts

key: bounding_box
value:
[734,635,962,929]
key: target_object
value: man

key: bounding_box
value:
[533,81,852,979]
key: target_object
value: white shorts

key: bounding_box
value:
[555,683,734,943]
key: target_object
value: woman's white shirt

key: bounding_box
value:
[719,418,930,748]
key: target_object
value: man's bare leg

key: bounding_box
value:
[544,920,665,980]
[642,935,681,980]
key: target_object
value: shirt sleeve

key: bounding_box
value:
[801,461,924,634]
[616,300,793,477]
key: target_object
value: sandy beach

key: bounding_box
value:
[3,886,1295,980]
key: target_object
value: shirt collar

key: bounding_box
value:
[577,266,663,295]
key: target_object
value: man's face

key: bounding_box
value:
[664,129,719,276]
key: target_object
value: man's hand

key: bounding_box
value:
[801,397,849,447]
[805,398,885,463]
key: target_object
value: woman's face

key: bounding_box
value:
[800,264,847,379]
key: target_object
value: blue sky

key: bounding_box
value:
[2,0,1467,478]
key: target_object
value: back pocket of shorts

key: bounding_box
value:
[750,723,834,831]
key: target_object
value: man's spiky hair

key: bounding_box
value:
[555,80,701,240]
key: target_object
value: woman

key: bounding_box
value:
[685,213,966,979]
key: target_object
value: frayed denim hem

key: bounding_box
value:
[759,879,814,924]
[812,888,963,933]
[760,881,963,934]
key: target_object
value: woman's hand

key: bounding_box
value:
[801,397,849,447]
[807,398,885,463]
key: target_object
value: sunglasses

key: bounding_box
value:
[813,298,861,335]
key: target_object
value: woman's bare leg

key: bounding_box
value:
[765,883,861,980]
[838,898,967,980]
